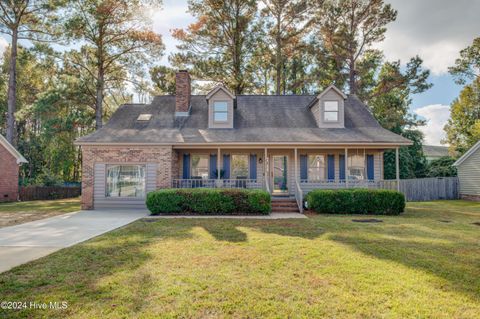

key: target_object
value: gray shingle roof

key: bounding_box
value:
[422,145,450,158]
[76,95,411,145]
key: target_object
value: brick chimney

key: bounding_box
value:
[175,70,191,116]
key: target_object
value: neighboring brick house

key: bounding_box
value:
[76,70,411,210]
[0,134,27,202]
[454,140,480,201]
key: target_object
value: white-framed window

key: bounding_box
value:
[308,155,326,181]
[231,154,249,179]
[106,165,146,198]
[213,101,228,122]
[348,154,365,180]
[324,101,339,122]
[191,155,209,179]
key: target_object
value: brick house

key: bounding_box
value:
[0,134,27,202]
[76,70,411,211]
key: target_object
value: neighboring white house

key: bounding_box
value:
[453,141,480,201]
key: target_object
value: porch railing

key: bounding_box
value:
[300,179,399,194]
[172,179,262,189]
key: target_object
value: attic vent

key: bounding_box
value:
[137,114,152,121]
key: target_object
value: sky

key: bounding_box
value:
[1,0,479,145]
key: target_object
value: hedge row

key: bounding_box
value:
[146,188,271,215]
[305,189,405,215]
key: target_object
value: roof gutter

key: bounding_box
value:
[75,141,413,148]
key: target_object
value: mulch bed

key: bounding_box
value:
[472,222,480,226]
[351,219,383,223]
[143,219,158,223]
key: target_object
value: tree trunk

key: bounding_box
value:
[349,58,356,95]
[95,66,104,129]
[275,15,282,95]
[6,28,18,145]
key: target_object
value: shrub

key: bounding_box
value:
[305,188,405,215]
[146,188,271,215]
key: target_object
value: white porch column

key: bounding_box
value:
[264,148,268,190]
[345,148,349,188]
[294,148,298,183]
[395,147,400,191]
[217,148,221,180]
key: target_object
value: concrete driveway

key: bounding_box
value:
[0,209,148,273]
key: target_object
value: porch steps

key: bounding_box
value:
[271,198,300,213]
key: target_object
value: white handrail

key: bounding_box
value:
[295,180,303,213]
[265,173,271,194]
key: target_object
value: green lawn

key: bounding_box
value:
[1,201,479,318]
[0,198,81,227]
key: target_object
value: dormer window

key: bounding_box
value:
[213,101,228,122]
[206,84,235,128]
[324,101,339,122]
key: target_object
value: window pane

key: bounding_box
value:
[214,102,228,112]
[191,155,209,179]
[106,165,145,198]
[214,112,228,122]
[324,101,338,111]
[324,111,338,121]
[231,155,249,179]
[308,155,325,181]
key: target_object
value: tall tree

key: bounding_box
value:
[443,79,480,155]
[448,37,480,85]
[369,55,431,179]
[64,0,164,129]
[314,0,397,94]
[445,37,480,155]
[365,55,432,130]
[260,0,312,94]
[171,0,257,94]
[0,0,63,144]
[150,65,176,95]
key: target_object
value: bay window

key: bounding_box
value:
[106,165,145,198]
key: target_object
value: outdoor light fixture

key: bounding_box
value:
[258,157,263,164]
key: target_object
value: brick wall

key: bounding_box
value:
[81,145,176,210]
[0,146,20,202]
[175,70,191,113]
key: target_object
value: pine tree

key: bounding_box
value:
[63,0,164,129]
[171,0,257,94]
[313,0,397,94]
[0,0,64,144]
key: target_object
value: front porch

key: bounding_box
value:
[173,146,402,212]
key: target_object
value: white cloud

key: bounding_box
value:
[0,37,8,55]
[414,104,450,145]
[150,0,193,65]
[377,0,480,75]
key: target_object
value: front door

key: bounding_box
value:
[272,155,288,195]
